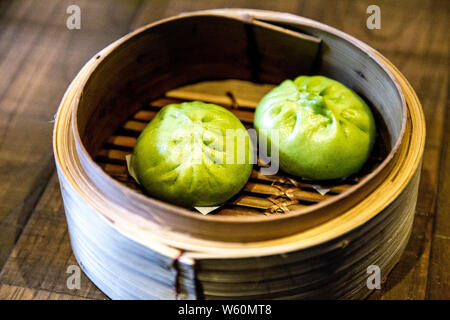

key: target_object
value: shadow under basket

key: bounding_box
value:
[54,9,425,299]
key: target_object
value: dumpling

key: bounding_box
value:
[254,75,376,180]
[131,101,254,207]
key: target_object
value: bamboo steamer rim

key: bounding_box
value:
[69,9,406,227]
[53,9,424,257]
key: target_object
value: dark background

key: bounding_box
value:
[0,0,448,299]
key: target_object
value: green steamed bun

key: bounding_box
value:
[131,101,254,207]
[254,75,376,180]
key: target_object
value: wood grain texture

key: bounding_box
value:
[0,0,145,299]
[0,0,144,268]
[427,80,450,299]
[0,174,106,300]
[334,0,449,300]
[0,0,448,299]
[0,284,90,300]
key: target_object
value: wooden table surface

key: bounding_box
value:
[0,0,448,300]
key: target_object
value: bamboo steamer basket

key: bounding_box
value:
[53,9,425,299]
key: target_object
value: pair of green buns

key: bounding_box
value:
[131,76,376,208]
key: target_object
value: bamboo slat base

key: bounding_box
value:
[95,86,385,217]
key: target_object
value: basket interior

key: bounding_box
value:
[94,80,389,217]
[75,13,404,229]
